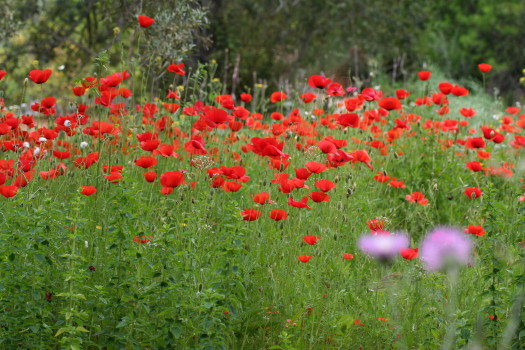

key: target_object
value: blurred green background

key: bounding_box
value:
[1,0,524,103]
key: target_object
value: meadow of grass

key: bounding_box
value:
[1,22,525,350]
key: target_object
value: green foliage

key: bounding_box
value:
[0,0,209,102]
[208,0,525,101]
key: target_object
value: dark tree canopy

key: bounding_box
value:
[0,0,524,102]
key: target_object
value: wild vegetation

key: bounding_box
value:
[1,5,525,350]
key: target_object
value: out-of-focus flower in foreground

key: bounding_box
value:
[420,226,472,272]
[358,232,409,262]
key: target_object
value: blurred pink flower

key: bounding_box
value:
[420,227,472,272]
[358,232,409,262]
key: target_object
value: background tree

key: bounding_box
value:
[0,0,209,102]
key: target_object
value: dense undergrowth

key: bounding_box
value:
[0,18,525,350]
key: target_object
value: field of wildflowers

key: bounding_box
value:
[0,15,525,350]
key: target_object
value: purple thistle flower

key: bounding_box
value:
[420,226,472,272]
[358,232,410,262]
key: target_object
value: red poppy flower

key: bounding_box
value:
[0,70,6,81]
[366,218,385,233]
[459,108,476,118]
[203,107,232,128]
[223,181,243,192]
[317,140,337,154]
[350,150,373,169]
[337,113,360,128]
[269,209,288,221]
[153,144,179,158]
[400,248,418,259]
[163,103,180,113]
[300,92,317,103]
[466,161,484,172]
[378,97,402,110]
[240,93,252,103]
[478,63,492,73]
[295,168,312,180]
[305,162,327,174]
[13,171,34,188]
[247,137,288,159]
[0,184,18,197]
[140,139,160,152]
[102,165,123,173]
[166,89,180,99]
[308,75,331,89]
[143,172,157,182]
[160,171,185,188]
[28,69,52,84]
[373,172,390,183]
[160,187,173,195]
[234,105,250,119]
[326,82,345,96]
[185,137,207,155]
[73,152,99,169]
[270,112,284,121]
[395,89,410,99]
[80,186,97,196]
[361,87,382,101]
[342,253,354,259]
[315,179,336,192]
[270,91,287,103]
[241,209,262,221]
[464,187,482,199]
[477,150,491,159]
[465,137,486,149]
[406,192,429,205]
[105,172,123,183]
[52,150,71,159]
[134,156,158,168]
[451,85,469,96]
[134,236,153,243]
[138,15,155,28]
[438,82,453,95]
[303,236,320,245]
[288,197,311,209]
[167,63,186,75]
[417,70,431,81]
[72,86,86,96]
[229,120,243,132]
[388,178,406,188]
[220,166,249,182]
[253,192,273,204]
[297,255,312,263]
[309,191,329,202]
[465,225,486,236]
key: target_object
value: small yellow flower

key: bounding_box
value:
[96,226,102,230]
[520,77,525,83]
[113,27,121,35]
[177,85,184,91]
[211,59,217,64]
[180,223,187,227]
[212,78,220,82]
